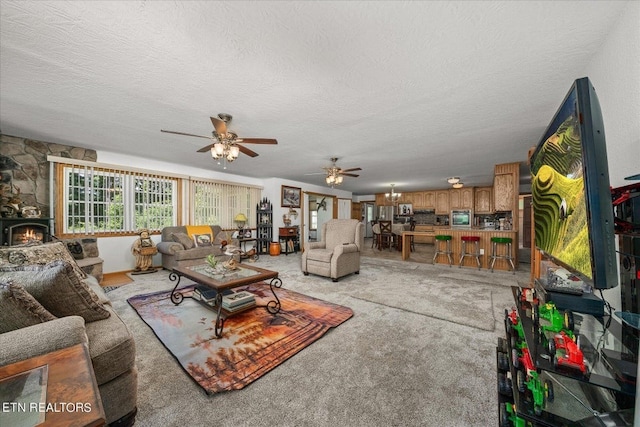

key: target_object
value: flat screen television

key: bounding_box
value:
[530,77,617,289]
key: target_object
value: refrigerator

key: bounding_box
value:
[377,206,394,222]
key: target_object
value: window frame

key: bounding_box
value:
[51,157,185,238]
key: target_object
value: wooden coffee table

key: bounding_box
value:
[0,344,105,427]
[170,263,282,337]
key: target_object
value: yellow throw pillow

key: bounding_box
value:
[185,225,213,239]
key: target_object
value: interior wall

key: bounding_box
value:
[582,1,639,315]
[91,158,352,272]
[584,1,639,188]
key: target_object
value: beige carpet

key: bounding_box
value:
[105,253,531,427]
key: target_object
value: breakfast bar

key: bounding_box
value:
[401,228,518,271]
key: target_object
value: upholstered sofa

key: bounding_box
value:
[157,225,237,270]
[0,242,137,426]
[301,219,364,282]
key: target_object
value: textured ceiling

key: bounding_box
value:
[0,1,627,195]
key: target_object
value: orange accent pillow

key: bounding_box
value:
[185,225,213,239]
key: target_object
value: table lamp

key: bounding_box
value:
[234,213,248,231]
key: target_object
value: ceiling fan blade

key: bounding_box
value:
[210,116,227,135]
[339,167,362,173]
[161,129,213,140]
[239,138,278,145]
[197,143,216,153]
[340,173,360,177]
[237,144,259,157]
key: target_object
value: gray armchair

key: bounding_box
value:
[301,219,364,282]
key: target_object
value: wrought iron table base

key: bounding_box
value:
[168,272,282,338]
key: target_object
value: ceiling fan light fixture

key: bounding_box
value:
[447,177,460,184]
[212,142,225,158]
[452,182,464,189]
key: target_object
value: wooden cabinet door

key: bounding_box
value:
[461,188,474,209]
[474,187,493,214]
[494,173,515,212]
[412,192,424,209]
[449,189,461,209]
[423,191,435,208]
[435,191,450,214]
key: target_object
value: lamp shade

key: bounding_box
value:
[234,213,248,222]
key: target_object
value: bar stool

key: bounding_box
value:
[433,235,453,266]
[490,237,515,274]
[459,235,481,270]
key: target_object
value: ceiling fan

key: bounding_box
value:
[306,157,362,187]
[160,113,277,161]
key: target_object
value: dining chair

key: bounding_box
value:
[371,221,379,249]
[408,220,416,252]
[378,220,393,251]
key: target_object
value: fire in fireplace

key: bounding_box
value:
[0,218,51,246]
[13,226,45,245]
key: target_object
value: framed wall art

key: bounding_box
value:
[281,185,301,208]
[398,203,413,215]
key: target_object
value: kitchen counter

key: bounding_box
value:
[401,228,518,271]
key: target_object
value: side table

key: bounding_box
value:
[278,227,299,255]
[0,344,105,427]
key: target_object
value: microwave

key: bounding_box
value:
[451,209,472,228]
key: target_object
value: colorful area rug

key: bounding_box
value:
[127,283,353,394]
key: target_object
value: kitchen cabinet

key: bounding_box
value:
[474,186,493,214]
[409,192,423,208]
[493,173,515,212]
[449,188,473,209]
[493,163,519,212]
[435,191,450,214]
[422,191,435,209]
[375,193,388,206]
[494,162,520,233]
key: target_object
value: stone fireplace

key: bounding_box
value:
[0,218,51,246]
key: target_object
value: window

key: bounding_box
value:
[190,178,261,228]
[53,160,180,236]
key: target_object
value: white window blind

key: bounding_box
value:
[190,178,261,228]
[53,160,179,235]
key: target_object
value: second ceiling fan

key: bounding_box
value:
[161,113,277,160]
[307,157,362,187]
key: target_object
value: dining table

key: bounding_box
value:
[372,223,410,250]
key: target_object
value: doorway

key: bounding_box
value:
[362,202,375,238]
[305,193,336,243]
